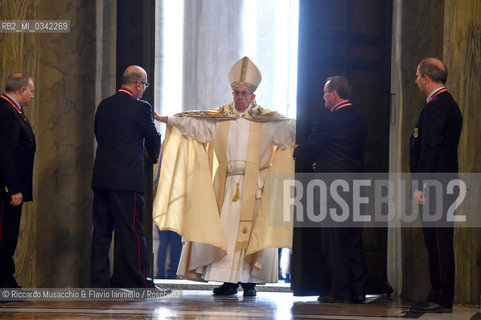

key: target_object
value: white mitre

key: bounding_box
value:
[228,56,262,92]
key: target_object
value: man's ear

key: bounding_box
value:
[252,93,256,100]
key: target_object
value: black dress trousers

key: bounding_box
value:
[0,197,22,288]
[90,190,154,288]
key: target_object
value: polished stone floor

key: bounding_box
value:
[0,288,479,320]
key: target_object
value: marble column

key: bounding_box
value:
[396,0,445,303]
[33,0,97,288]
[444,0,481,305]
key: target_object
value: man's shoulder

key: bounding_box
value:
[100,93,151,108]
[0,97,18,117]
[430,91,459,108]
[332,104,364,117]
[327,106,367,131]
[425,93,461,121]
[0,96,12,108]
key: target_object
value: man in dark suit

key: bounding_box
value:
[0,73,36,288]
[90,65,161,288]
[294,76,367,303]
[410,58,462,313]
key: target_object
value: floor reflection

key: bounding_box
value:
[0,290,479,319]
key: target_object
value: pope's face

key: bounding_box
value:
[232,87,254,112]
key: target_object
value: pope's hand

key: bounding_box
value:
[153,112,167,123]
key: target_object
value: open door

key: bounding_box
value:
[292,0,393,296]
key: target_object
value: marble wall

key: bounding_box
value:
[35,0,97,288]
[398,0,445,303]
[444,0,481,305]
[0,0,101,287]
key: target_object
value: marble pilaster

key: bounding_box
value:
[397,0,445,302]
[444,0,481,305]
[34,0,97,287]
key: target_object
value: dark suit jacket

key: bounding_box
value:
[294,106,367,173]
[91,91,161,193]
[410,91,462,174]
[0,96,36,201]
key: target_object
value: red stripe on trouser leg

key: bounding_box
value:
[328,220,334,291]
[434,225,444,304]
[133,193,148,288]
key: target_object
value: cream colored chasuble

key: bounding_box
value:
[154,103,295,283]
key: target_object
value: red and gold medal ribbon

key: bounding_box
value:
[1,94,22,113]
[427,88,448,104]
[331,100,352,112]
[118,88,134,96]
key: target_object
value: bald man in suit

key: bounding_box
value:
[90,65,161,288]
[410,58,462,313]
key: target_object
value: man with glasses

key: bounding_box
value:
[90,65,161,288]
[153,57,295,296]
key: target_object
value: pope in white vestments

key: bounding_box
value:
[153,57,295,296]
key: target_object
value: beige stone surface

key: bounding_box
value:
[444,0,481,305]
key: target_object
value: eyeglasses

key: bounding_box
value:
[233,90,252,97]
[139,81,150,89]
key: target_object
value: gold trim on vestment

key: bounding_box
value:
[174,102,289,122]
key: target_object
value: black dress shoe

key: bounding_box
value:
[411,301,452,313]
[317,295,350,303]
[351,295,366,304]
[240,283,257,297]
[0,276,21,289]
[213,282,238,295]
[242,287,257,297]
